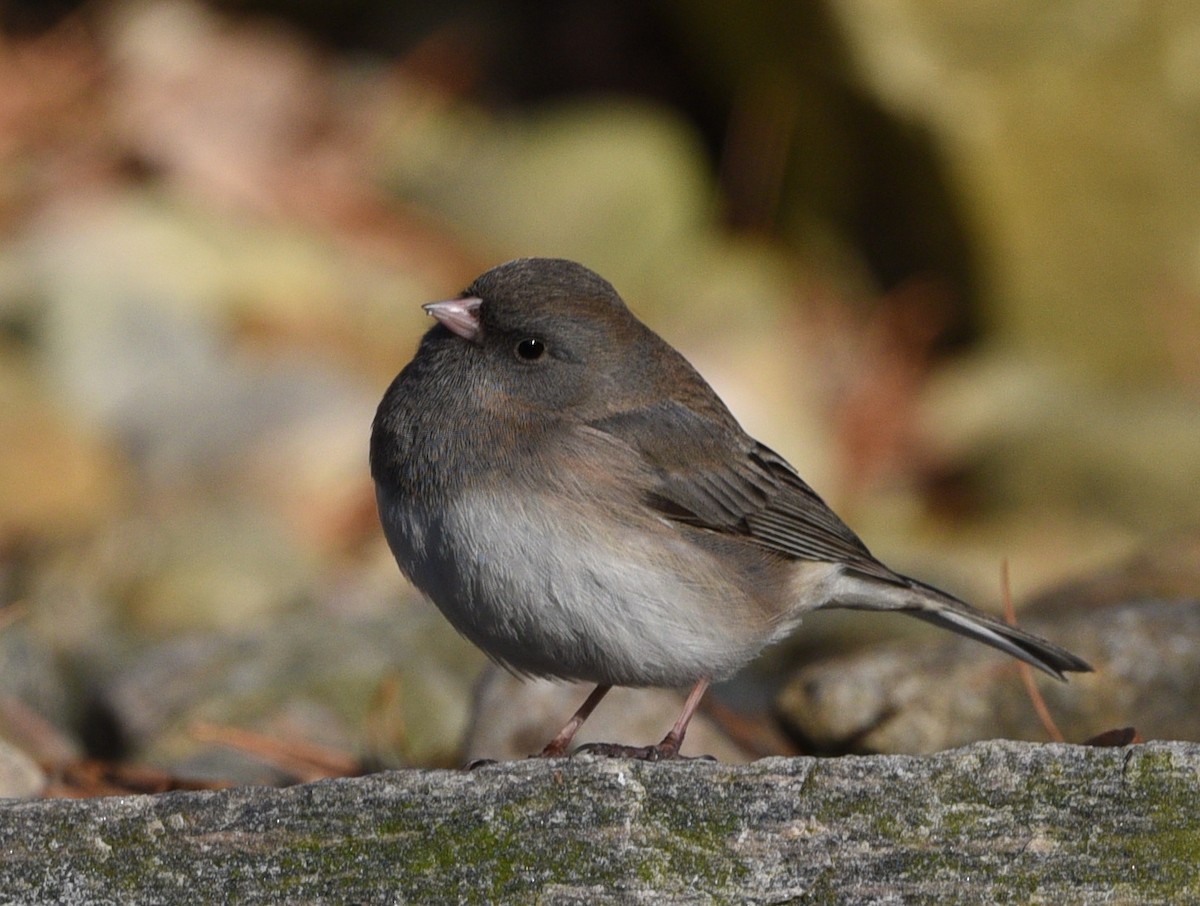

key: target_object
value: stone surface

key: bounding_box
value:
[0,623,83,762]
[0,364,125,544]
[921,353,1200,535]
[1025,531,1200,612]
[0,741,1197,903]
[830,1,1200,380]
[379,96,713,298]
[0,739,45,799]
[97,607,485,782]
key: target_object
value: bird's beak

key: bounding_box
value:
[423,296,482,341]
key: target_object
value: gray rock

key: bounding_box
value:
[778,598,1200,753]
[18,191,380,510]
[921,355,1200,534]
[98,606,484,783]
[0,624,83,762]
[112,506,322,636]
[0,740,45,799]
[830,2,1200,381]
[1025,532,1200,611]
[0,741,1196,903]
[379,99,713,297]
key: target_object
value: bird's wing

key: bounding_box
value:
[586,401,898,582]
[587,402,1093,682]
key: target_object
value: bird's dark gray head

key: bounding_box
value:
[467,258,626,320]
[412,258,667,414]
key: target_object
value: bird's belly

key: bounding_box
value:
[377,484,773,687]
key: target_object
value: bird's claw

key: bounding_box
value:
[463,757,499,770]
[571,741,715,762]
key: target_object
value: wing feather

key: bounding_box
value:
[587,401,898,582]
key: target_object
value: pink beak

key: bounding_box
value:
[424,297,482,341]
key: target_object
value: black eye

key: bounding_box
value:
[515,338,546,361]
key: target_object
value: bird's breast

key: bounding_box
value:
[375,476,781,687]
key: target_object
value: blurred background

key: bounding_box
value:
[1,0,1198,791]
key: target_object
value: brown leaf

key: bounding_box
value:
[1082,727,1143,747]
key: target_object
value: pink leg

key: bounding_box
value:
[539,684,612,757]
[654,676,711,758]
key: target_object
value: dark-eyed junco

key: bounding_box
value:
[370,258,1091,760]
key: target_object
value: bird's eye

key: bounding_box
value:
[515,338,546,361]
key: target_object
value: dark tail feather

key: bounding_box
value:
[908,606,1091,680]
[827,571,1093,680]
[904,579,1092,680]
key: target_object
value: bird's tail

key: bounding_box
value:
[830,572,1092,680]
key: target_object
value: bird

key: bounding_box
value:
[370,257,1091,760]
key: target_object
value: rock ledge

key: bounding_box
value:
[2,740,1197,904]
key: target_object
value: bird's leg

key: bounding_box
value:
[576,677,713,761]
[652,676,711,758]
[538,684,612,757]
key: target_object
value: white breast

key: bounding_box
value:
[376,482,776,687]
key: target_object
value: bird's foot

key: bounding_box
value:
[462,757,499,770]
[572,741,715,762]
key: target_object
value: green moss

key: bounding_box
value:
[252,765,752,902]
[633,772,750,894]
[1106,748,1200,898]
[784,747,1200,902]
